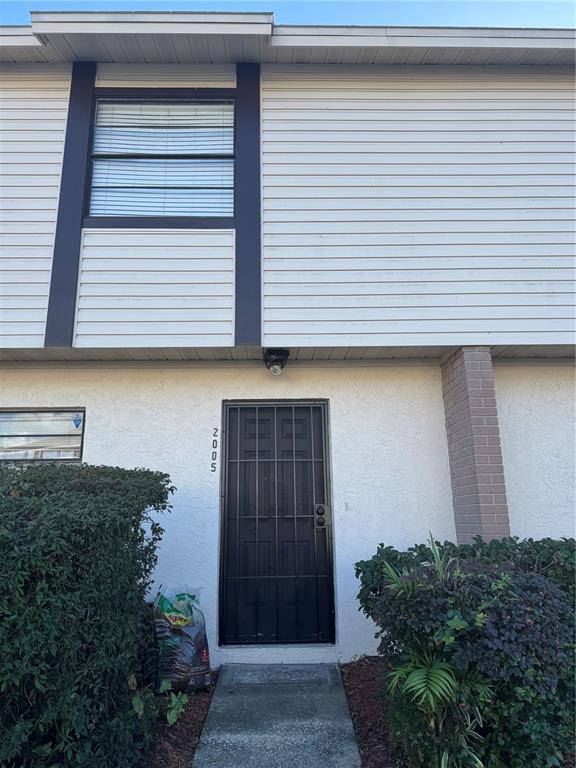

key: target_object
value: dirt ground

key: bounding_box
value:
[143,657,573,768]
[143,659,394,768]
[341,656,396,768]
[143,675,216,768]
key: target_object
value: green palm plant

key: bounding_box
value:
[441,751,484,768]
[380,533,460,596]
[379,558,417,595]
[421,531,459,584]
[388,652,458,715]
[388,653,491,768]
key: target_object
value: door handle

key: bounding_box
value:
[315,504,328,528]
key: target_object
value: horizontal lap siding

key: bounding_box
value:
[95,64,236,88]
[261,65,576,347]
[0,64,71,347]
[74,229,235,347]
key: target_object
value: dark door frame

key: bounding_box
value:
[218,399,336,646]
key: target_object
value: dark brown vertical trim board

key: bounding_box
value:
[45,62,96,347]
[234,63,261,346]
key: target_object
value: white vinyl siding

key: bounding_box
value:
[0,64,71,348]
[95,64,236,88]
[74,229,235,347]
[261,65,576,347]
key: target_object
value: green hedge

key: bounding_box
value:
[358,535,576,602]
[0,463,173,768]
[356,536,575,768]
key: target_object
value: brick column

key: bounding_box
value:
[441,346,510,544]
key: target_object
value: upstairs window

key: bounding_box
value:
[89,100,234,217]
[0,410,85,462]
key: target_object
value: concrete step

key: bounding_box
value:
[192,663,361,768]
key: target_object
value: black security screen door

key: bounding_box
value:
[220,401,335,645]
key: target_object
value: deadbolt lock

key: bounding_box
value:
[315,504,329,529]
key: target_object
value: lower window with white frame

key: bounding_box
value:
[0,410,85,462]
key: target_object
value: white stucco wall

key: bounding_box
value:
[495,364,576,540]
[0,363,454,664]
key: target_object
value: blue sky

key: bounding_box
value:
[1,0,574,28]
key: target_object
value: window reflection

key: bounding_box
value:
[0,411,84,461]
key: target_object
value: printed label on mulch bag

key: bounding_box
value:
[156,594,195,627]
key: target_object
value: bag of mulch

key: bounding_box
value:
[153,588,212,693]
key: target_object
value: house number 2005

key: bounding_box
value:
[210,427,219,473]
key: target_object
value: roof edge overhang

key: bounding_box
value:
[271,24,576,49]
[0,12,574,65]
[0,25,43,47]
[30,10,274,36]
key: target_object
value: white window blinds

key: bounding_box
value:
[89,101,234,217]
[0,411,85,462]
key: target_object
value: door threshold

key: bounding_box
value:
[219,642,337,649]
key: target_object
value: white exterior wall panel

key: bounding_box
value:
[495,364,576,540]
[74,228,235,347]
[0,64,71,347]
[1,362,571,660]
[0,363,455,663]
[261,65,576,348]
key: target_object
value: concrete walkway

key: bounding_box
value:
[192,664,361,768]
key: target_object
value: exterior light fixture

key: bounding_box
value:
[263,348,290,376]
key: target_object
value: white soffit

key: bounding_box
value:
[0,13,574,65]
